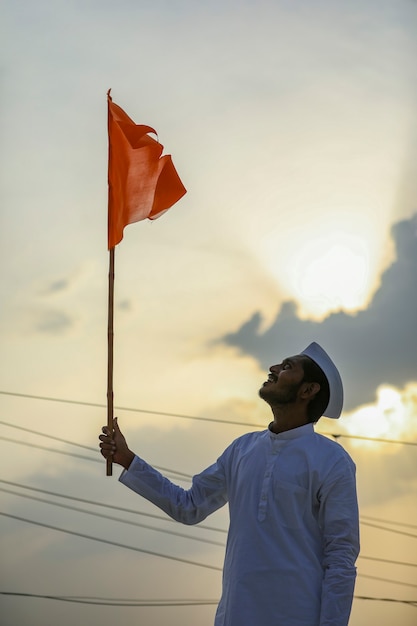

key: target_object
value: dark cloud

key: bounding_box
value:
[47,279,69,293]
[40,278,71,295]
[117,299,133,311]
[34,309,74,334]
[220,214,417,411]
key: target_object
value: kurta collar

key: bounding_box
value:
[268,422,314,440]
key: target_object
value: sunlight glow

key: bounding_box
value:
[258,209,394,320]
[294,238,369,316]
[341,383,417,450]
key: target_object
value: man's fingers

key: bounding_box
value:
[99,439,114,448]
[99,420,123,462]
[100,447,114,459]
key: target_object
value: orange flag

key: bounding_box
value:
[107,90,187,249]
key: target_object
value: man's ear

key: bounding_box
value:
[300,382,320,400]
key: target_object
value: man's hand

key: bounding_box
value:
[99,417,135,470]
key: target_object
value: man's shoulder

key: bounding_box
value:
[226,429,267,452]
[313,431,356,467]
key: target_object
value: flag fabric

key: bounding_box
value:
[107,91,187,249]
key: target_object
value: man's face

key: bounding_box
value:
[259,355,306,405]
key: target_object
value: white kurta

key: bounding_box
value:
[119,423,359,626]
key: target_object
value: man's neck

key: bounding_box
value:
[268,406,309,434]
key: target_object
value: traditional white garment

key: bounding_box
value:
[120,423,359,626]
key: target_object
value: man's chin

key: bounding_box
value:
[258,385,270,401]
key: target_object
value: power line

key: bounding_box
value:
[327,432,417,447]
[1,507,416,579]
[0,391,261,428]
[0,419,98,452]
[358,573,417,588]
[354,596,417,607]
[361,515,417,531]
[0,419,193,478]
[1,591,416,608]
[4,421,416,544]
[0,592,218,606]
[1,435,102,463]
[3,430,417,546]
[0,458,417,539]
[3,478,417,570]
[0,511,222,572]
[360,520,417,540]
[0,434,192,481]
[2,391,417,446]
[0,487,226,548]
[3,416,417,573]
[4,478,416,542]
[359,555,417,569]
[0,479,228,534]
[17,418,417,524]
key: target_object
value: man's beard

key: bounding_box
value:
[259,379,303,406]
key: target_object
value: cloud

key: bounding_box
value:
[219,214,417,411]
[117,299,133,312]
[40,279,71,295]
[33,309,75,335]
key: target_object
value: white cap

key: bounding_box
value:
[301,342,343,419]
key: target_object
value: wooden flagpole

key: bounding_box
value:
[105,90,186,477]
[106,246,115,476]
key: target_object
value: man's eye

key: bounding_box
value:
[283,363,291,370]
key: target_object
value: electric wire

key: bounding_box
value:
[0,419,193,479]
[354,596,417,607]
[358,573,417,588]
[2,484,417,595]
[328,432,417,447]
[0,434,192,481]
[0,591,416,608]
[2,392,417,446]
[0,392,262,428]
[0,419,99,452]
[361,515,417,530]
[2,399,417,595]
[0,488,417,567]
[0,487,226,547]
[0,592,218,606]
[0,511,223,572]
[359,555,417,569]
[0,479,228,534]
[3,427,417,542]
[1,435,102,464]
[360,520,417,539]
[3,475,414,542]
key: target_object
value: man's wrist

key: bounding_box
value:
[120,450,135,470]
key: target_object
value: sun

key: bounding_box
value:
[292,237,370,317]
[259,209,390,320]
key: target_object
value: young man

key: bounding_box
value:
[99,342,359,626]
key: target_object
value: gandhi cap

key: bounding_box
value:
[301,342,343,419]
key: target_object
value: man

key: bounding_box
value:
[99,342,359,626]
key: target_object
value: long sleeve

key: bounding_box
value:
[318,457,360,626]
[119,454,228,525]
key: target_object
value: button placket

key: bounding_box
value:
[258,441,282,521]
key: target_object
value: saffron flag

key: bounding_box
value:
[107,91,187,249]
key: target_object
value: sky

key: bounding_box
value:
[1,0,417,624]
